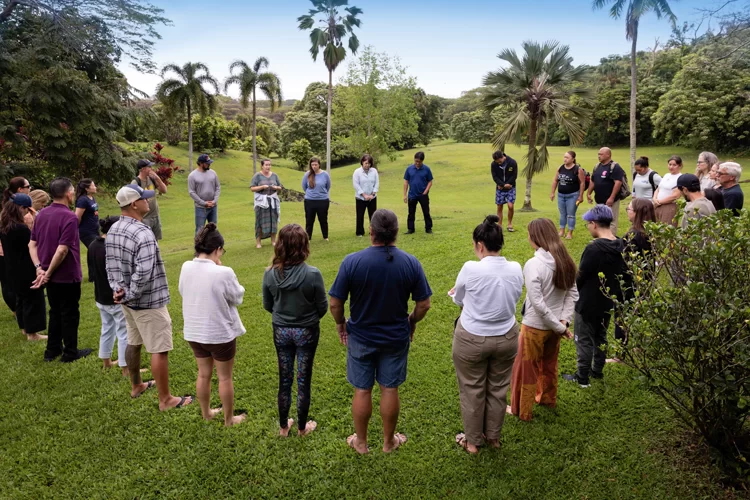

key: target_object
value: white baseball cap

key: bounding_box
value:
[116,184,155,208]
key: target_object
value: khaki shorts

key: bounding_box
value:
[123,306,173,354]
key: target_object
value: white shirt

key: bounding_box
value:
[656,173,682,202]
[521,249,578,333]
[632,170,662,199]
[179,258,246,344]
[352,167,379,201]
[452,256,523,336]
[699,175,717,192]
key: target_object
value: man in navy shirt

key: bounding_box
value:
[329,209,432,454]
[403,151,434,234]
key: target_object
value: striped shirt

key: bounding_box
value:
[105,216,169,309]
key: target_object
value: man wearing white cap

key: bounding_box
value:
[106,184,193,411]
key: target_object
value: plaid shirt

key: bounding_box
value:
[105,216,169,309]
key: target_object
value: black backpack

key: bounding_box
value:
[633,170,658,193]
[571,165,591,190]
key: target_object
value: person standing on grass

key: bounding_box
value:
[329,209,432,454]
[301,157,332,241]
[0,194,47,341]
[549,151,585,239]
[188,154,221,234]
[450,215,523,453]
[180,223,247,427]
[696,152,720,192]
[562,205,630,388]
[262,224,327,437]
[353,154,379,238]
[250,158,282,249]
[652,156,683,226]
[403,151,434,234]
[491,151,518,233]
[134,159,168,240]
[509,218,577,422]
[587,147,625,234]
[717,162,744,216]
[631,157,661,200]
[88,216,129,375]
[106,184,192,411]
[678,174,716,228]
[75,178,99,282]
[0,177,31,316]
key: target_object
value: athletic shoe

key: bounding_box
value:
[60,348,93,363]
[562,373,591,388]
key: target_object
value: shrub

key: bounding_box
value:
[613,209,750,483]
[146,143,179,185]
[287,139,314,170]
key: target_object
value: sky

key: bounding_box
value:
[120,0,711,101]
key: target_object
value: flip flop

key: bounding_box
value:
[174,395,193,408]
[506,227,515,232]
[347,433,369,454]
[455,433,478,454]
[384,432,407,453]
[131,380,156,399]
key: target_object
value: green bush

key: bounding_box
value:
[614,209,750,483]
[287,138,314,170]
[192,114,242,152]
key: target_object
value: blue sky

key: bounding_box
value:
[121,0,710,100]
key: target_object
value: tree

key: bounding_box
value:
[483,40,590,211]
[279,110,327,158]
[592,0,677,173]
[450,111,494,143]
[297,0,363,172]
[294,82,329,114]
[224,58,282,174]
[191,114,242,152]
[155,62,219,170]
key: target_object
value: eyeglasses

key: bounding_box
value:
[718,171,729,176]
[697,160,707,164]
[22,185,31,189]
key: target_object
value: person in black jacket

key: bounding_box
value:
[88,216,130,376]
[491,151,518,232]
[563,205,631,387]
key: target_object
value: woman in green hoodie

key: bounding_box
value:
[262,224,328,437]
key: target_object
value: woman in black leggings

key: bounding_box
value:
[262,224,328,436]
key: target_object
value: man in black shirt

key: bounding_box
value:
[586,147,625,234]
[717,162,744,216]
[490,151,518,232]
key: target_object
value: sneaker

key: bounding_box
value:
[406,230,415,234]
[590,372,604,380]
[425,229,433,234]
[562,373,590,388]
[60,348,93,363]
[44,352,61,362]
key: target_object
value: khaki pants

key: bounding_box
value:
[452,319,519,446]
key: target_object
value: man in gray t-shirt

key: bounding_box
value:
[188,154,221,234]
[133,159,168,240]
[677,174,716,228]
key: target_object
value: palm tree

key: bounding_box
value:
[156,62,219,169]
[484,41,591,211]
[592,0,676,172]
[224,58,282,174]
[297,0,363,171]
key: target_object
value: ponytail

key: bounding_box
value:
[194,223,225,256]
[472,215,504,252]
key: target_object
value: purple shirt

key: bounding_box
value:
[30,202,82,283]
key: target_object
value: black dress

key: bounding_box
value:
[0,223,47,333]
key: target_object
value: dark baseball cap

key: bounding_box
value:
[11,193,32,208]
[676,173,701,191]
[137,159,155,169]
[197,154,213,165]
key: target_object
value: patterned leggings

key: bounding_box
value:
[273,324,320,430]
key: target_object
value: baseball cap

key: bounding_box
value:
[676,173,701,191]
[582,204,614,222]
[137,159,155,169]
[197,154,213,165]
[116,184,155,208]
[10,193,32,208]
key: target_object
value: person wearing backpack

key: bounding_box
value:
[586,147,627,235]
[632,157,662,200]
[550,151,586,240]
[133,159,168,240]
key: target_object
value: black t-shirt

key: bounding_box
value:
[592,162,625,204]
[722,185,744,216]
[87,236,114,305]
[0,223,36,292]
[557,165,581,195]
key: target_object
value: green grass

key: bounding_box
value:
[1,142,745,499]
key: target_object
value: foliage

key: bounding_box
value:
[279,110,327,157]
[293,82,329,114]
[146,143,179,185]
[614,209,750,483]
[236,136,269,158]
[450,111,494,143]
[191,114,242,152]
[236,115,280,155]
[408,89,446,147]
[287,138,314,170]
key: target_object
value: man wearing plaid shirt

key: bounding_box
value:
[106,185,193,411]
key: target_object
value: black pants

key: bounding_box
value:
[407,194,432,232]
[0,256,16,313]
[81,233,97,283]
[304,199,329,240]
[45,282,81,360]
[355,197,377,236]
[273,324,320,431]
[16,286,47,334]
[574,311,610,383]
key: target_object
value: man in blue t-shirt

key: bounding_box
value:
[402,151,434,234]
[329,209,432,454]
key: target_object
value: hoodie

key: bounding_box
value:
[575,238,631,318]
[522,248,578,333]
[262,263,328,327]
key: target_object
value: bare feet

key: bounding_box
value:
[130,380,156,399]
[226,414,247,427]
[347,433,369,454]
[606,358,623,364]
[159,395,193,411]
[565,232,573,240]
[103,358,118,369]
[255,243,262,249]
[383,433,407,453]
[486,438,501,449]
[455,433,479,454]
[26,333,47,341]
[558,229,565,237]
[505,406,514,415]
[204,407,223,421]
[298,420,317,436]
[279,418,294,437]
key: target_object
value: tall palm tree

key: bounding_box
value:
[484,41,591,211]
[298,0,362,171]
[156,62,219,169]
[224,58,282,174]
[592,0,676,172]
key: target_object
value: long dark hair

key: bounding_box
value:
[306,157,321,189]
[527,218,577,290]
[628,198,656,234]
[194,223,224,256]
[75,179,94,201]
[0,199,26,235]
[634,156,649,168]
[271,224,309,277]
[2,177,27,203]
[472,215,504,252]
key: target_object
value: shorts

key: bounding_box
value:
[346,334,410,390]
[495,187,516,206]
[122,306,173,354]
[188,339,237,362]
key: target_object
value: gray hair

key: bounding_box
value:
[719,162,742,182]
[370,209,399,245]
[697,151,719,177]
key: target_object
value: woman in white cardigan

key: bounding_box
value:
[509,218,578,421]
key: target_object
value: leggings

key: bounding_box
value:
[273,324,320,430]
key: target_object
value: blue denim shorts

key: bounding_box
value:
[346,335,410,390]
[495,187,516,205]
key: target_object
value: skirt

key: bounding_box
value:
[255,205,279,239]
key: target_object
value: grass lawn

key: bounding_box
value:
[1,141,745,499]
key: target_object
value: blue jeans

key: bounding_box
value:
[557,192,579,230]
[96,303,128,366]
[195,206,217,233]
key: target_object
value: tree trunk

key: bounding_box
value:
[0,1,20,23]
[522,119,538,211]
[629,26,638,175]
[252,87,257,175]
[187,104,193,171]
[326,68,332,172]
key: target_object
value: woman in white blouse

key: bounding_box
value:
[450,215,523,454]
[652,155,683,226]
[352,154,380,237]
[179,223,247,426]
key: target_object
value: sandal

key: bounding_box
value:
[455,433,478,454]
[131,380,156,399]
[506,226,515,232]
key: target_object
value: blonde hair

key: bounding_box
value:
[29,190,50,211]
